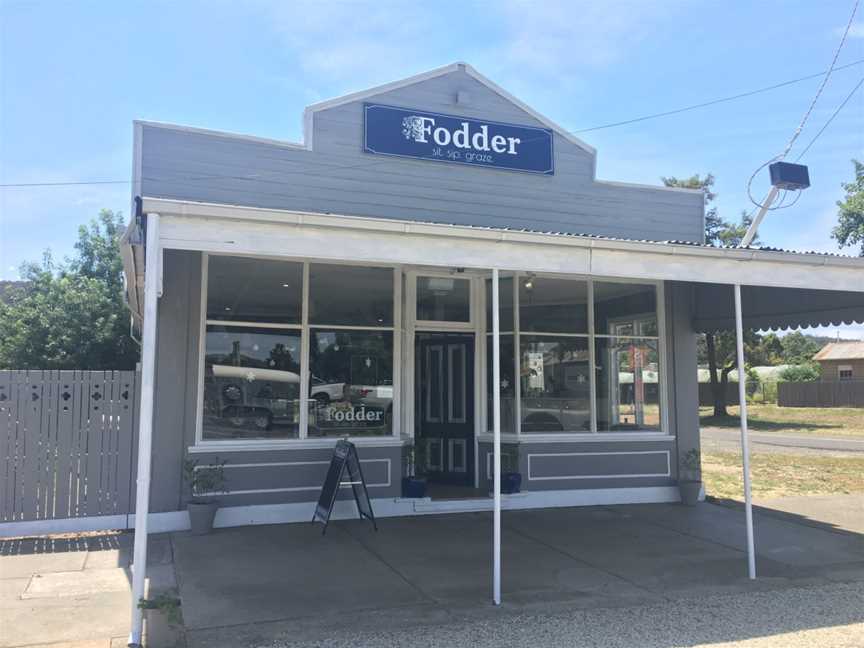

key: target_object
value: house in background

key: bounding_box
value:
[813,342,864,382]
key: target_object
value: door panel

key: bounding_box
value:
[417,335,474,485]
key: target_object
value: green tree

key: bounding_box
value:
[779,364,821,382]
[662,174,760,416]
[831,159,864,256]
[780,331,822,365]
[0,210,138,369]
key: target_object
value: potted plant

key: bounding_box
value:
[401,443,427,498]
[183,457,228,534]
[501,445,522,494]
[678,448,701,506]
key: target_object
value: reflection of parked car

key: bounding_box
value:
[310,376,346,404]
[211,364,300,431]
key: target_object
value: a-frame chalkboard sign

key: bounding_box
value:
[312,439,378,534]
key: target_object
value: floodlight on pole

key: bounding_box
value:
[740,162,810,248]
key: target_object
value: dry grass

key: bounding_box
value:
[700,404,864,438]
[702,451,864,499]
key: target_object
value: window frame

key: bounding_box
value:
[478,273,670,441]
[193,253,402,451]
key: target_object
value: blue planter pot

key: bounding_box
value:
[502,472,522,494]
[402,477,427,498]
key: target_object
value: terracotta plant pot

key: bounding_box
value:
[187,501,218,534]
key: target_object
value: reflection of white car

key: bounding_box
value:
[310,376,346,404]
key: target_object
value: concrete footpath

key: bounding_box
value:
[1,498,862,647]
[0,533,178,647]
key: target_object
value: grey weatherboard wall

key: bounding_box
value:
[148,250,400,513]
[141,66,705,511]
[146,251,699,509]
[138,66,704,243]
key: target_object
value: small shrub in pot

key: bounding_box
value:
[678,449,701,506]
[183,457,227,534]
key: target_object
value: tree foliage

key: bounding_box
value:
[0,210,138,370]
[660,174,756,246]
[661,174,761,415]
[779,364,821,382]
[831,159,864,256]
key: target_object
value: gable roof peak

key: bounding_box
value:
[303,62,595,156]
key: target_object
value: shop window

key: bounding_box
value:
[485,276,514,332]
[417,276,471,322]
[520,336,591,433]
[206,256,302,324]
[485,333,516,433]
[309,264,394,326]
[595,338,661,432]
[593,282,657,336]
[307,330,393,437]
[520,277,588,334]
[201,326,301,440]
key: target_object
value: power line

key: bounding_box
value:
[573,57,864,134]
[794,76,864,162]
[0,179,130,188]
[747,0,859,210]
[2,58,863,190]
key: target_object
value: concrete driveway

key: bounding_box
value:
[174,501,864,647]
[2,500,862,647]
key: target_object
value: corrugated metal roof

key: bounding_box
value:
[399,220,861,259]
[813,342,864,361]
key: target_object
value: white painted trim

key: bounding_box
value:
[0,514,128,538]
[145,198,864,275]
[130,213,161,645]
[594,179,704,195]
[478,433,675,443]
[134,119,308,151]
[187,437,407,453]
[527,450,671,481]
[195,459,392,496]
[0,486,681,537]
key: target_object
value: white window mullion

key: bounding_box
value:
[588,279,598,434]
[299,262,310,439]
[513,273,521,438]
[392,266,402,438]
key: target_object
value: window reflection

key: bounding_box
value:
[593,282,657,336]
[486,334,515,433]
[308,330,393,437]
[520,336,591,433]
[417,276,471,322]
[520,277,588,334]
[595,338,661,431]
[309,264,394,326]
[202,326,301,439]
[206,256,302,324]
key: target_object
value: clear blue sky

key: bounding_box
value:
[1,1,862,337]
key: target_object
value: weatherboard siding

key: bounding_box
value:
[139,68,704,242]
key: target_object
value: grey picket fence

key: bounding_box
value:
[0,370,139,526]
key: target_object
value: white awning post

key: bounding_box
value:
[491,268,502,605]
[129,213,162,646]
[733,284,756,579]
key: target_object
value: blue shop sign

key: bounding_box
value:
[364,103,554,175]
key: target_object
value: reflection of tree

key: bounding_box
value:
[310,331,391,385]
[269,342,299,371]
